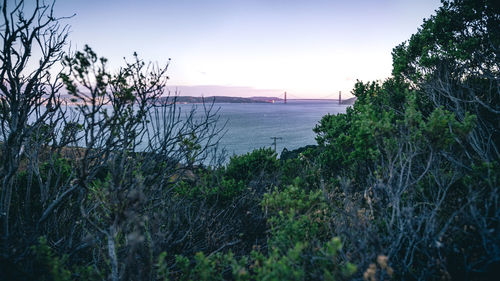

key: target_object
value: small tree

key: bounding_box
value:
[60,46,224,281]
[392,0,500,161]
[0,0,69,255]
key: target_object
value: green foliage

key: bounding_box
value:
[174,252,231,281]
[391,0,499,160]
[17,157,73,191]
[260,184,355,280]
[309,2,498,279]
[392,0,500,81]
[31,237,99,281]
[174,172,247,202]
[314,80,395,182]
[174,148,279,202]
[248,242,307,281]
[314,77,477,186]
[32,237,72,281]
[165,183,356,281]
[14,157,75,223]
[6,1,499,280]
[263,184,325,217]
[280,146,321,189]
[156,252,170,281]
[179,132,203,165]
[225,148,279,186]
[421,107,475,149]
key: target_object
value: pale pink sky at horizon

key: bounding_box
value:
[50,0,442,99]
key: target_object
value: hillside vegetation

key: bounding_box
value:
[0,0,498,280]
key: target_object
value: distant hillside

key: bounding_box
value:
[249,96,284,102]
[341,97,356,105]
[59,94,349,105]
[157,96,282,104]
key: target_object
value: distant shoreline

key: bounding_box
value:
[159,96,280,104]
[58,95,356,105]
[158,96,356,105]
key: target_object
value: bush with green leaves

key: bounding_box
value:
[279,146,322,189]
[312,1,499,279]
[160,183,356,281]
[31,237,101,281]
[173,167,247,203]
[1,0,499,280]
[225,148,279,188]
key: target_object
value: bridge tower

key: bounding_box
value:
[284,91,287,104]
[339,91,342,104]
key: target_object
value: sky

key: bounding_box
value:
[50,0,442,99]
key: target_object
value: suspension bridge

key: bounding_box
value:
[281,91,343,104]
[268,91,345,151]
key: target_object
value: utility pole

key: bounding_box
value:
[270,137,282,152]
[284,91,287,104]
[339,91,342,104]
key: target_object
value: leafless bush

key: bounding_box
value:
[423,63,500,162]
[0,2,242,280]
[0,0,72,261]
[326,115,499,280]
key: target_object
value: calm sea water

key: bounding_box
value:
[197,100,348,156]
[43,100,347,160]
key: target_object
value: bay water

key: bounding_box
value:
[31,100,347,161]
[192,100,348,157]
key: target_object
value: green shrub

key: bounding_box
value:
[225,148,279,186]
[31,237,100,281]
